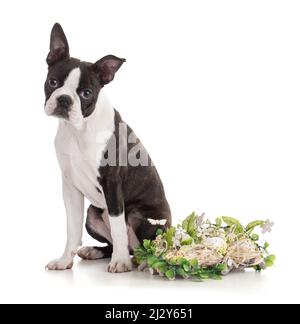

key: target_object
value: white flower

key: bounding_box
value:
[227,233,236,241]
[173,230,193,247]
[202,223,210,230]
[173,231,182,247]
[227,259,233,267]
[262,219,274,234]
[196,212,205,228]
[204,237,227,252]
[181,233,192,241]
[175,231,182,239]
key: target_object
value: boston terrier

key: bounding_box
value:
[44,23,171,272]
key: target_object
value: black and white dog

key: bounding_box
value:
[44,23,171,272]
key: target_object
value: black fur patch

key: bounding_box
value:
[98,110,172,229]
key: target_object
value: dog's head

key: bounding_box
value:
[44,23,125,127]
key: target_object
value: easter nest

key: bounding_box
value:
[134,213,275,280]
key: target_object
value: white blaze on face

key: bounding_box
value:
[44,67,83,127]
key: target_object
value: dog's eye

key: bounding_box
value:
[80,89,93,99]
[49,78,58,88]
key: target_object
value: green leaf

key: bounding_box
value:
[222,216,243,234]
[156,228,163,236]
[143,239,151,250]
[147,256,158,267]
[165,227,176,247]
[177,258,190,271]
[266,254,276,262]
[181,236,194,246]
[152,261,166,270]
[216,263,227,272]
[264,254,276,267]
[215,217,222,227]
[177,258,187,266]
[158,265,168,274]
[263,241,270,250]
[168,258,178,266]
[251,234,259,241]
[265,260,273,267]
[165,269,176,280]
[190,258,199,268]
[197,272,209,279]
[182,212,197,237]
[183,263,191,272]
[178,258,191,269]
[253,264,262,272]
[133,247,148,264]
[176,268,188,278]
[246,220,265,232]
[222,216,240,226]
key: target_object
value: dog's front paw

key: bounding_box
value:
[46,258,73,271]
[107,253,132,273]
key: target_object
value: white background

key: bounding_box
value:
[0,0,299,304]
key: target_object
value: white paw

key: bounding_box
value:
[46,258,73,271]
[77,247,104,260]
[107,253,132,273]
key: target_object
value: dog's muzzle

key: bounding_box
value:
[53,95,73,118]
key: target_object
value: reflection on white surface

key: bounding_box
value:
[74,259,266,291]
[39,258,277,303]
[0,251,296,304]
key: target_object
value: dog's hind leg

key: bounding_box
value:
[77,205,113,260]
[127,208,171,244]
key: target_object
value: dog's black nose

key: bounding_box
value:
[57,95,72,110]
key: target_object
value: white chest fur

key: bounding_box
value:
[54,92,115,208]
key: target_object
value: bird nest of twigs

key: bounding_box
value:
[134,213,275,280]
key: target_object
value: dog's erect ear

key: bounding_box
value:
[93,55,126,85]
[46,23,70,66]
